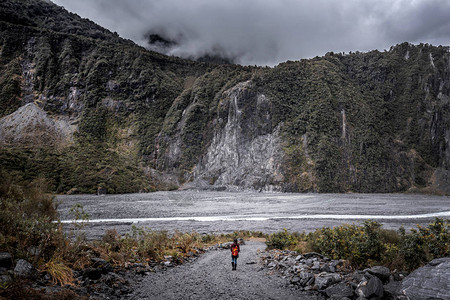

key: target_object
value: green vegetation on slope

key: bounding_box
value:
[0,0,449,193]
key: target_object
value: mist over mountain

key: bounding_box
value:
[1,0,449,195]
[51,0,450,66]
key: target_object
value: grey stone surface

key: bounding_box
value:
[325,282,354,298]
[299,272,315,287]
[315,273,341,290]
[356,275,383,299]
[14,259,35,278]
[398,257,450,300]
[189,81,285,191]
[367,265,391,283]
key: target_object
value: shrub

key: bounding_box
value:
[267,219,449,271]
[0,173,59,264]
[266,228,296,250]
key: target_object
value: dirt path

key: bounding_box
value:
[131,241,324,299]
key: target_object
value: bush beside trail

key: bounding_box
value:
[266,219,449,271]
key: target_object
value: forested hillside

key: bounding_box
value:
[0,0,449,194]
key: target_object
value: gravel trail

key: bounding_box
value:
[132,241,324,300]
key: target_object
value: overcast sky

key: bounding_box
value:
[52,0,450,66]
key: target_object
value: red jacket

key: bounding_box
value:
[231,242,240,257]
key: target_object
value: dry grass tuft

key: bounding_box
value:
[43,258,75,286]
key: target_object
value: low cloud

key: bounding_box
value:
[52,0,450,66]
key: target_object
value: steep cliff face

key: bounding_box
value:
[0,0,449,194]
[191,81,284,191]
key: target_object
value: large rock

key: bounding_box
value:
[0,253,12,269]
[14,259,36,278]
[325,282,354,298]
[356,274,383,299]
[367,265,391,283]
[397,257,450,300]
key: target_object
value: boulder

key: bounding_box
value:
[14,259,36,278]
[367,266,391,283]
[356,274,383,299]
[0,253,12,269]
[299,272,315,287]
[397,257,450,300]
[383,281,401,300]
[325,282,354,298]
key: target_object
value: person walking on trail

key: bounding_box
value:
[231,239,240,270]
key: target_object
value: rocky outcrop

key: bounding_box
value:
[190,81,284,191]
[397,257,450,300]
[0,103,76,146]
[259,249,445,300]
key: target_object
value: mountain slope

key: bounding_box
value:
[0,0,449,194]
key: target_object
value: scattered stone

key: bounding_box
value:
[311,261,320,270]
[299,272,315,287]
[315,276,333,290]
[0,253,12,269]
[325,282,354,298]
[219,242,233,249]
[397,257,450,300]
[14,259,36,278]
[367,265,391,283]
[164,261,173,267]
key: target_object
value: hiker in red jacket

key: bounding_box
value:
[230,239,240,270]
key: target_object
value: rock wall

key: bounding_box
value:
[190,81,284,191]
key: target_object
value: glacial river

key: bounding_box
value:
[57,191,450,239]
